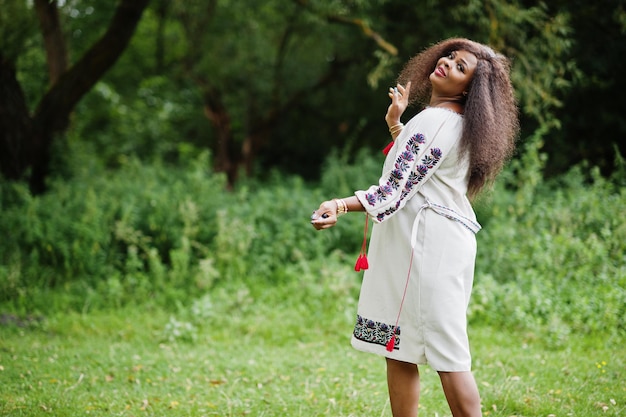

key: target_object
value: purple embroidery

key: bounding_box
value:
[389,169,404,189]
[364,133,443,221]
[408,133,426,152]
[396,150,415,171]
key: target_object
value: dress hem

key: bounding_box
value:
[351,337,472,372]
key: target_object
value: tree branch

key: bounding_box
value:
[34,0,68,85]
[33,0,151,132]
[326,14,397,56]
[292,0,397,55]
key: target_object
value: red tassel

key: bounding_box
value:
[354,255,361,272]
[354,213,370,272]
[386,334,396,352]
[382,140,394,156]
[354,256,360,271]
[354,254,369,272]
[360,254,369,269]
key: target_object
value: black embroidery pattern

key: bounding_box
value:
[353,314,401,350]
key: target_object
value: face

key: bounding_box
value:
[429,50,478,98]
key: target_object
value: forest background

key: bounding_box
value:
[0,1,625,416]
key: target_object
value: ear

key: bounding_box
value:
[463,91,468,97]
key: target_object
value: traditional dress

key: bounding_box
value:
[352,107,481,372]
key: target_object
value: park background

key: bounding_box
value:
[1,1,624,416]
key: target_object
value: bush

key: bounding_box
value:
[0,138,624,339]
[470,136,626,338]
[0,151,228,311]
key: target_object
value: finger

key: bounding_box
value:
[311,219,335,230]
[401,81,412,98]
[310,211,330,221]
[392,86,405,102]
[389,87,402,104]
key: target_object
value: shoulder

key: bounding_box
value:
[420,106,463,123]
[402,107,463,140]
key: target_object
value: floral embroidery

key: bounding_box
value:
[365,131,443,222]
[353,314,401,350]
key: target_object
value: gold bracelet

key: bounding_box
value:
[334,198,347,216]
[388,123,404,133]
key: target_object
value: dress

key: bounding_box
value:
[352,107,481,372]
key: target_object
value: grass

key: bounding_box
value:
[0,281,624,417]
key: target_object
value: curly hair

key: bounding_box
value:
[397,38,519,199]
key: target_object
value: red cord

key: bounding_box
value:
[354,213,370,271]
[386,249,414,351]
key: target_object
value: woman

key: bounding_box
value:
[311,38,518,417]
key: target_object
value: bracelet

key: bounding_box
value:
[334,198,348,216]
[389,123,404,135]
[388,123,403,132]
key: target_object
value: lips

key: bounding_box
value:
[435,66,446,77]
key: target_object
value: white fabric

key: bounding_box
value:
[352,107,480,371]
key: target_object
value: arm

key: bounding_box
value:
[311,82,411,231]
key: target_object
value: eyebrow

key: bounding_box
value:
[452,51,470,68]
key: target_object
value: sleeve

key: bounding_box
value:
[355,116,459,223]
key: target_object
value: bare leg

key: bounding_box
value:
[386,358,420,417]
[438,371,482,417]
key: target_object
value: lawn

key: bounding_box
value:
[1,288,623,417]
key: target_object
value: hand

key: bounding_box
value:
[385,81,411,127]
[310,200,338,230]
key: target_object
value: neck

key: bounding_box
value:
[428,97,465,114]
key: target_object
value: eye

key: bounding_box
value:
[457,63,465,73]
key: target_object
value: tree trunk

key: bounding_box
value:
[0,0,151,194]
[202,87,238,188]
[0,56,32,181]
[34,0,68,85]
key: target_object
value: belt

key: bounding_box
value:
[410,199,481,249]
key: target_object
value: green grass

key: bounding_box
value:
[1,286,624,417]
[1,143,625,416]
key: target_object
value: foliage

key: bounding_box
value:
[3,0,625,191]
[0,148,227,311]
[0,1,37,64]
[471,134,626,339]
[71,77,203,167]
[449,1,578,129]
[2,135,625,341]
[543,0,626,175]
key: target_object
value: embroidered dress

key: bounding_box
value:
[353,107,480,372]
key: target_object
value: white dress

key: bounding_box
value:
[352,107,481,372]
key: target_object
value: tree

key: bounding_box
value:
[0,0,150,194]
[542,0,626,175]
[169,0,396,187]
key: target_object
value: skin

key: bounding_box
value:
[311,50,482,417]
[429,50,478,114]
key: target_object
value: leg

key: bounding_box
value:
[438,371,482,417]
[386,358,420,417]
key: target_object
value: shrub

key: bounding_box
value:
[0,137,624,339]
